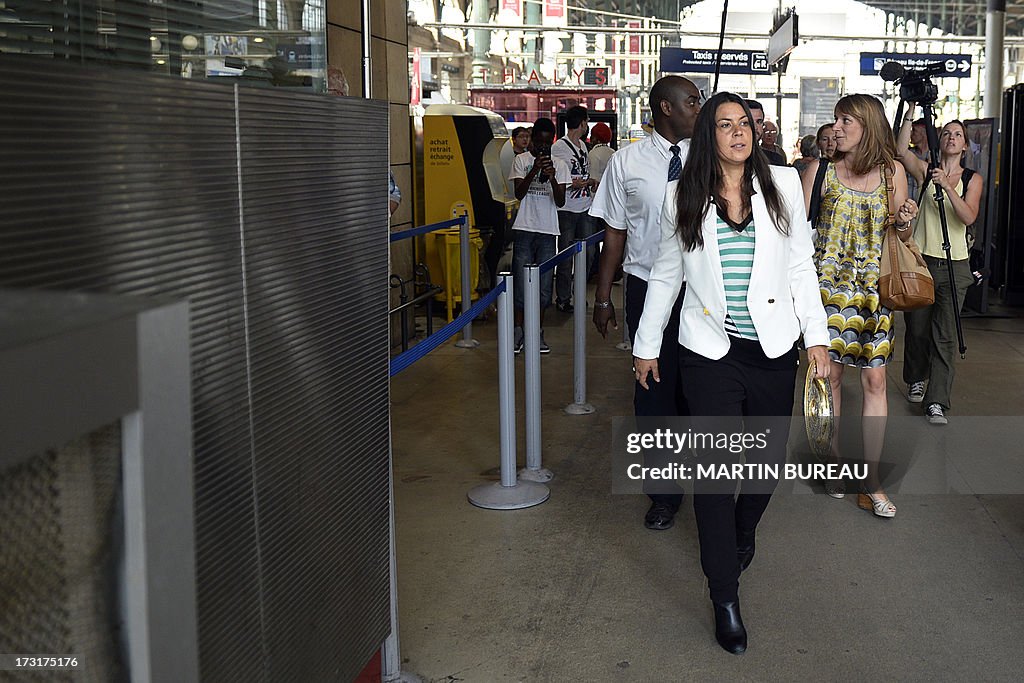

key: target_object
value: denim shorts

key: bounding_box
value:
[511,230,556,310]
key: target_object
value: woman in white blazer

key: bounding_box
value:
[632,93,831,655]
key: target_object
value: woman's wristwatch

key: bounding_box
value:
[594,299,612,309]
[895,221,911,231]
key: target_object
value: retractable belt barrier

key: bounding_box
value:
[389,214,478,350]
[466,274,551,510]
[395,229,614,506]
[516,230,608,483]
[389,283,500,377]
[388,217,464,242]
[566,230,607,415]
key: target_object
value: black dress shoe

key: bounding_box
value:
[713,601,747,654]
[644,502,677,530]
[737,529,755,572]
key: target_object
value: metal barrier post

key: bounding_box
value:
[520,265,553,483]
[382,442,424,683]
[566,241,595,415]
[468,274,550,509]
[454,214,480,348]
[616,274,632,352]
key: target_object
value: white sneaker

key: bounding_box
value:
[925,403,948,425]
[514,327,524,355]
[907,381,926,403]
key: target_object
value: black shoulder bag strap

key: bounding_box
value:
[960,167,975,198]
[808,159,829,228]
[918,166,974,205]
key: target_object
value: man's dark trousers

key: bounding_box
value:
[625,274,688,509]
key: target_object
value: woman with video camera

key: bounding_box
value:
[632,93,830,655]
[801,94,920,518]
[896,106,983,426]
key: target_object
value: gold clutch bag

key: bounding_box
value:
[803,359,834,461]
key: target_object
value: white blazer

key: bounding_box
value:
[633,166,829,361]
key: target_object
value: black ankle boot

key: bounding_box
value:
[713,600,747,654]
[736,529,755,572]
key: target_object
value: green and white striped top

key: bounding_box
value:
[717,213,758,340]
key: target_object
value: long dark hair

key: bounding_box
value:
[675,92,790,251]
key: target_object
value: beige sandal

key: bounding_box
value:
[858,491,896,518]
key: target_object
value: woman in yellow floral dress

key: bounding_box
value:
[801,94,919,518]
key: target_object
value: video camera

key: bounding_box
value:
[879,61,942,105]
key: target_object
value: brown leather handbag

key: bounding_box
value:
[878,165,935,310]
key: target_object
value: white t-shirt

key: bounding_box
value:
[590,131,691,281]
[509,152,572,235]
[550,136,592,213]
[589,144,614,182]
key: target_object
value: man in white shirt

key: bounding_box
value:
[590,75,702,530]
[509,117,571,353]
[551,105,598,313]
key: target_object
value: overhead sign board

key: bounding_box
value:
[767,12,798,66]
[660,48,770,75]
[859,53,972,78]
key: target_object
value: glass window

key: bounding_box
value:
[0,0,326,92]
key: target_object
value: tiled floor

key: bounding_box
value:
[391,291,1024,682]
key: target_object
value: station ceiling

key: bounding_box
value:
[450,1,1022,43]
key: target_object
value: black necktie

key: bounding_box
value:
[668,145,681,181]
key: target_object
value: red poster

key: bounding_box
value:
[628,22,641,55]
[545,0,564,18]
[628,21,640,82]
[502,0,521,15]
[410,47,421,106]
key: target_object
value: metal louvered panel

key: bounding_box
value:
[0,57,391,682]
[236,90,391,682]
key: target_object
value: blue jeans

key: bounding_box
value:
[512,230,556,310]
[556,210,596,305]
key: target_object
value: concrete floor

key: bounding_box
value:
[390,289,1024,682]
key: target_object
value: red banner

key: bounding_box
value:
[501,0,521,14]
[628,21,640,83]
[545,0,565,18]
[410,47,421,106]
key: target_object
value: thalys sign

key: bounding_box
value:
[474,66,610,86]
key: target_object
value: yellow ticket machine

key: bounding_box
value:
[422,105,515,317]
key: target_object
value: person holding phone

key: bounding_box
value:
[509,118,571,353]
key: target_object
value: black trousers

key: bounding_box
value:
[680,338,798,603]
[626,274,688,508]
